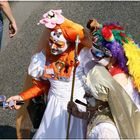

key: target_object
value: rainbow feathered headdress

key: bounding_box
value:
[93,22,140,92]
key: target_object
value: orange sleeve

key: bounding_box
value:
[19,79,50,101]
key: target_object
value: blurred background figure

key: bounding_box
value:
[0,0,17,50]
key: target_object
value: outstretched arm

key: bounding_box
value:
[0,1,17,37]
[19,79,49,100]
[6,79,50,110]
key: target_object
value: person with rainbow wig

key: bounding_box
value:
[88,19,140,97]
[6,9,92,139]
[68,19,140,139]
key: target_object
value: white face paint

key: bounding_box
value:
[91,47,111,67]
[49,29,68,55]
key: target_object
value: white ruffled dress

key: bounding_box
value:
[28,48,88,139]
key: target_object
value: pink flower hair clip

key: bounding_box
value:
[38,9,64,29]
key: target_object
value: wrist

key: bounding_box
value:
[18,94,24,101]
[9,18,16,24]
[79,111,89,120]
[18,95,24,101]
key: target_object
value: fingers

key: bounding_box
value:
[6,95,23,102]
[67,107,72,114]
[6,96,14,103]
[68,101,77,109]
[6,95,23,110]
[67,101,73,112]
[67,101,79,115]
[9,28,16,38]
[67,101,82,118]
[67,101,75,114]
[8,100,16,110]
[9,23,18,38]
[7,101,21,110]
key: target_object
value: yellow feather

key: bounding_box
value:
[123,41,140,92]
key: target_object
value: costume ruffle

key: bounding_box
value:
[28,51,46,79]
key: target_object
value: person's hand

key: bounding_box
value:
[9,21,17,38]
[67,101,81,118]
[6,95,23,110]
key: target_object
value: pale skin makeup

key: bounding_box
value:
[49,29,68,55]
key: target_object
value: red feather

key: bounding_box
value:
[104,24,124,31]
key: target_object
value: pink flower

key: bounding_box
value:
[38,9,64,29]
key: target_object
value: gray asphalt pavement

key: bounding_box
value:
[0,1,140,139]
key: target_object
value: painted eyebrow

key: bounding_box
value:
[49,37,64,45]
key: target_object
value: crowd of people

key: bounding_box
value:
[5,9,140,139]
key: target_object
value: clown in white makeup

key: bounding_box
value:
[6,9,92,139]
[49,29,68,55]
[91,43,111,67]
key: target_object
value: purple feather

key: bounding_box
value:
[102,40,128,73]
